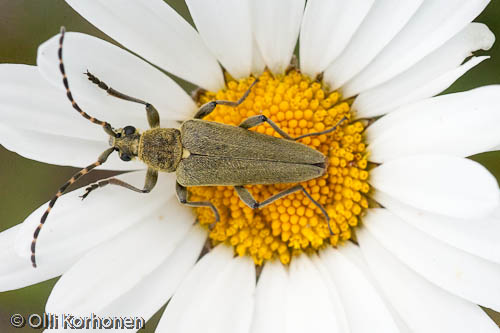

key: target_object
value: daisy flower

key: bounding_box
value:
[1,0,500,332]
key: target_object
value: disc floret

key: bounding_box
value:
[190,70,369,265]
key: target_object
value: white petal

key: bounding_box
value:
[187,0,252,79]
[344,0,491,97]
[285,255,342,333]
[158,246,232,324]
[65,0,224,90]
[319,247,400,333]
[375,191,500,265]
[250,261,288,333]
[251,38,266,75]
[366,86,500,161]
[99,226,206,324]
[0,225,65,292]
[0,64,106,140]
[333,243,413,333]
[38,32,197,122]
[157,246,255,333]
[0,124,143,170]
[354,23,495,118]
[323,0,423,90]
[493,207,500,219]
[310,255,350,333]
[358,227,500,333]
[251,0,305,74]
[370,155,500,219]
[299,0,374,77]
[364,209,500,311]
[46,194,193,315]
[355,56,488,118]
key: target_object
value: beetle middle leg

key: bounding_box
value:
[239,115,348,141]
[80,167,158,199]
[176,182,220,222]
[194,78,259,119]
[235,185,333,234]
[85,71,160,128]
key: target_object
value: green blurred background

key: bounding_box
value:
[0,0,499,331]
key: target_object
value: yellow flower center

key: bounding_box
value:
[190,70,369,265]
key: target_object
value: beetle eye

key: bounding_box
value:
[120,154,131,162]
[123,126,136,135]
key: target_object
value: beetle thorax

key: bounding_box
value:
[138,128,183,172]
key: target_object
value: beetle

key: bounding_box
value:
[30,27,346,267]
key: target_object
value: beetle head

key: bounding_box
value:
[110,125,141,161]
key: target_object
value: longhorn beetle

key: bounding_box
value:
[31,27,347,267]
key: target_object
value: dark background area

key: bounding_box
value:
[0,0,499,331]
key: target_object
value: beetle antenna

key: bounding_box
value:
[58,27,117,137]
[31,148,115,268]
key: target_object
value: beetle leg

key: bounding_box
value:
[176,182,220,222]
[85,71,160,128]
[239,115,294,139]
[235,185,333,235]
[80,167,158,200]
[194,79,259,119]
[293,115,348,140]
[240,115,348,141]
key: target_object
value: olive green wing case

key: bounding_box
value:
[176,155,324,186]
[180,119,326,165]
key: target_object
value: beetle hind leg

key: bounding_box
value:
[239,115,348,141]
[235,185,333,235]
[239,115,294,139]
[176,182,220,223]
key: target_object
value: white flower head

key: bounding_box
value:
[1,0,500,332]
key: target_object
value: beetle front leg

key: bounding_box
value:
[194,79,259,119]
[235,185,333,234]
[176,182,220,222]
[85,71,160,128]
[239,115,348,141]
[80,168,158,199]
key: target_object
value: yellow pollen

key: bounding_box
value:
[190,70,370,266]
